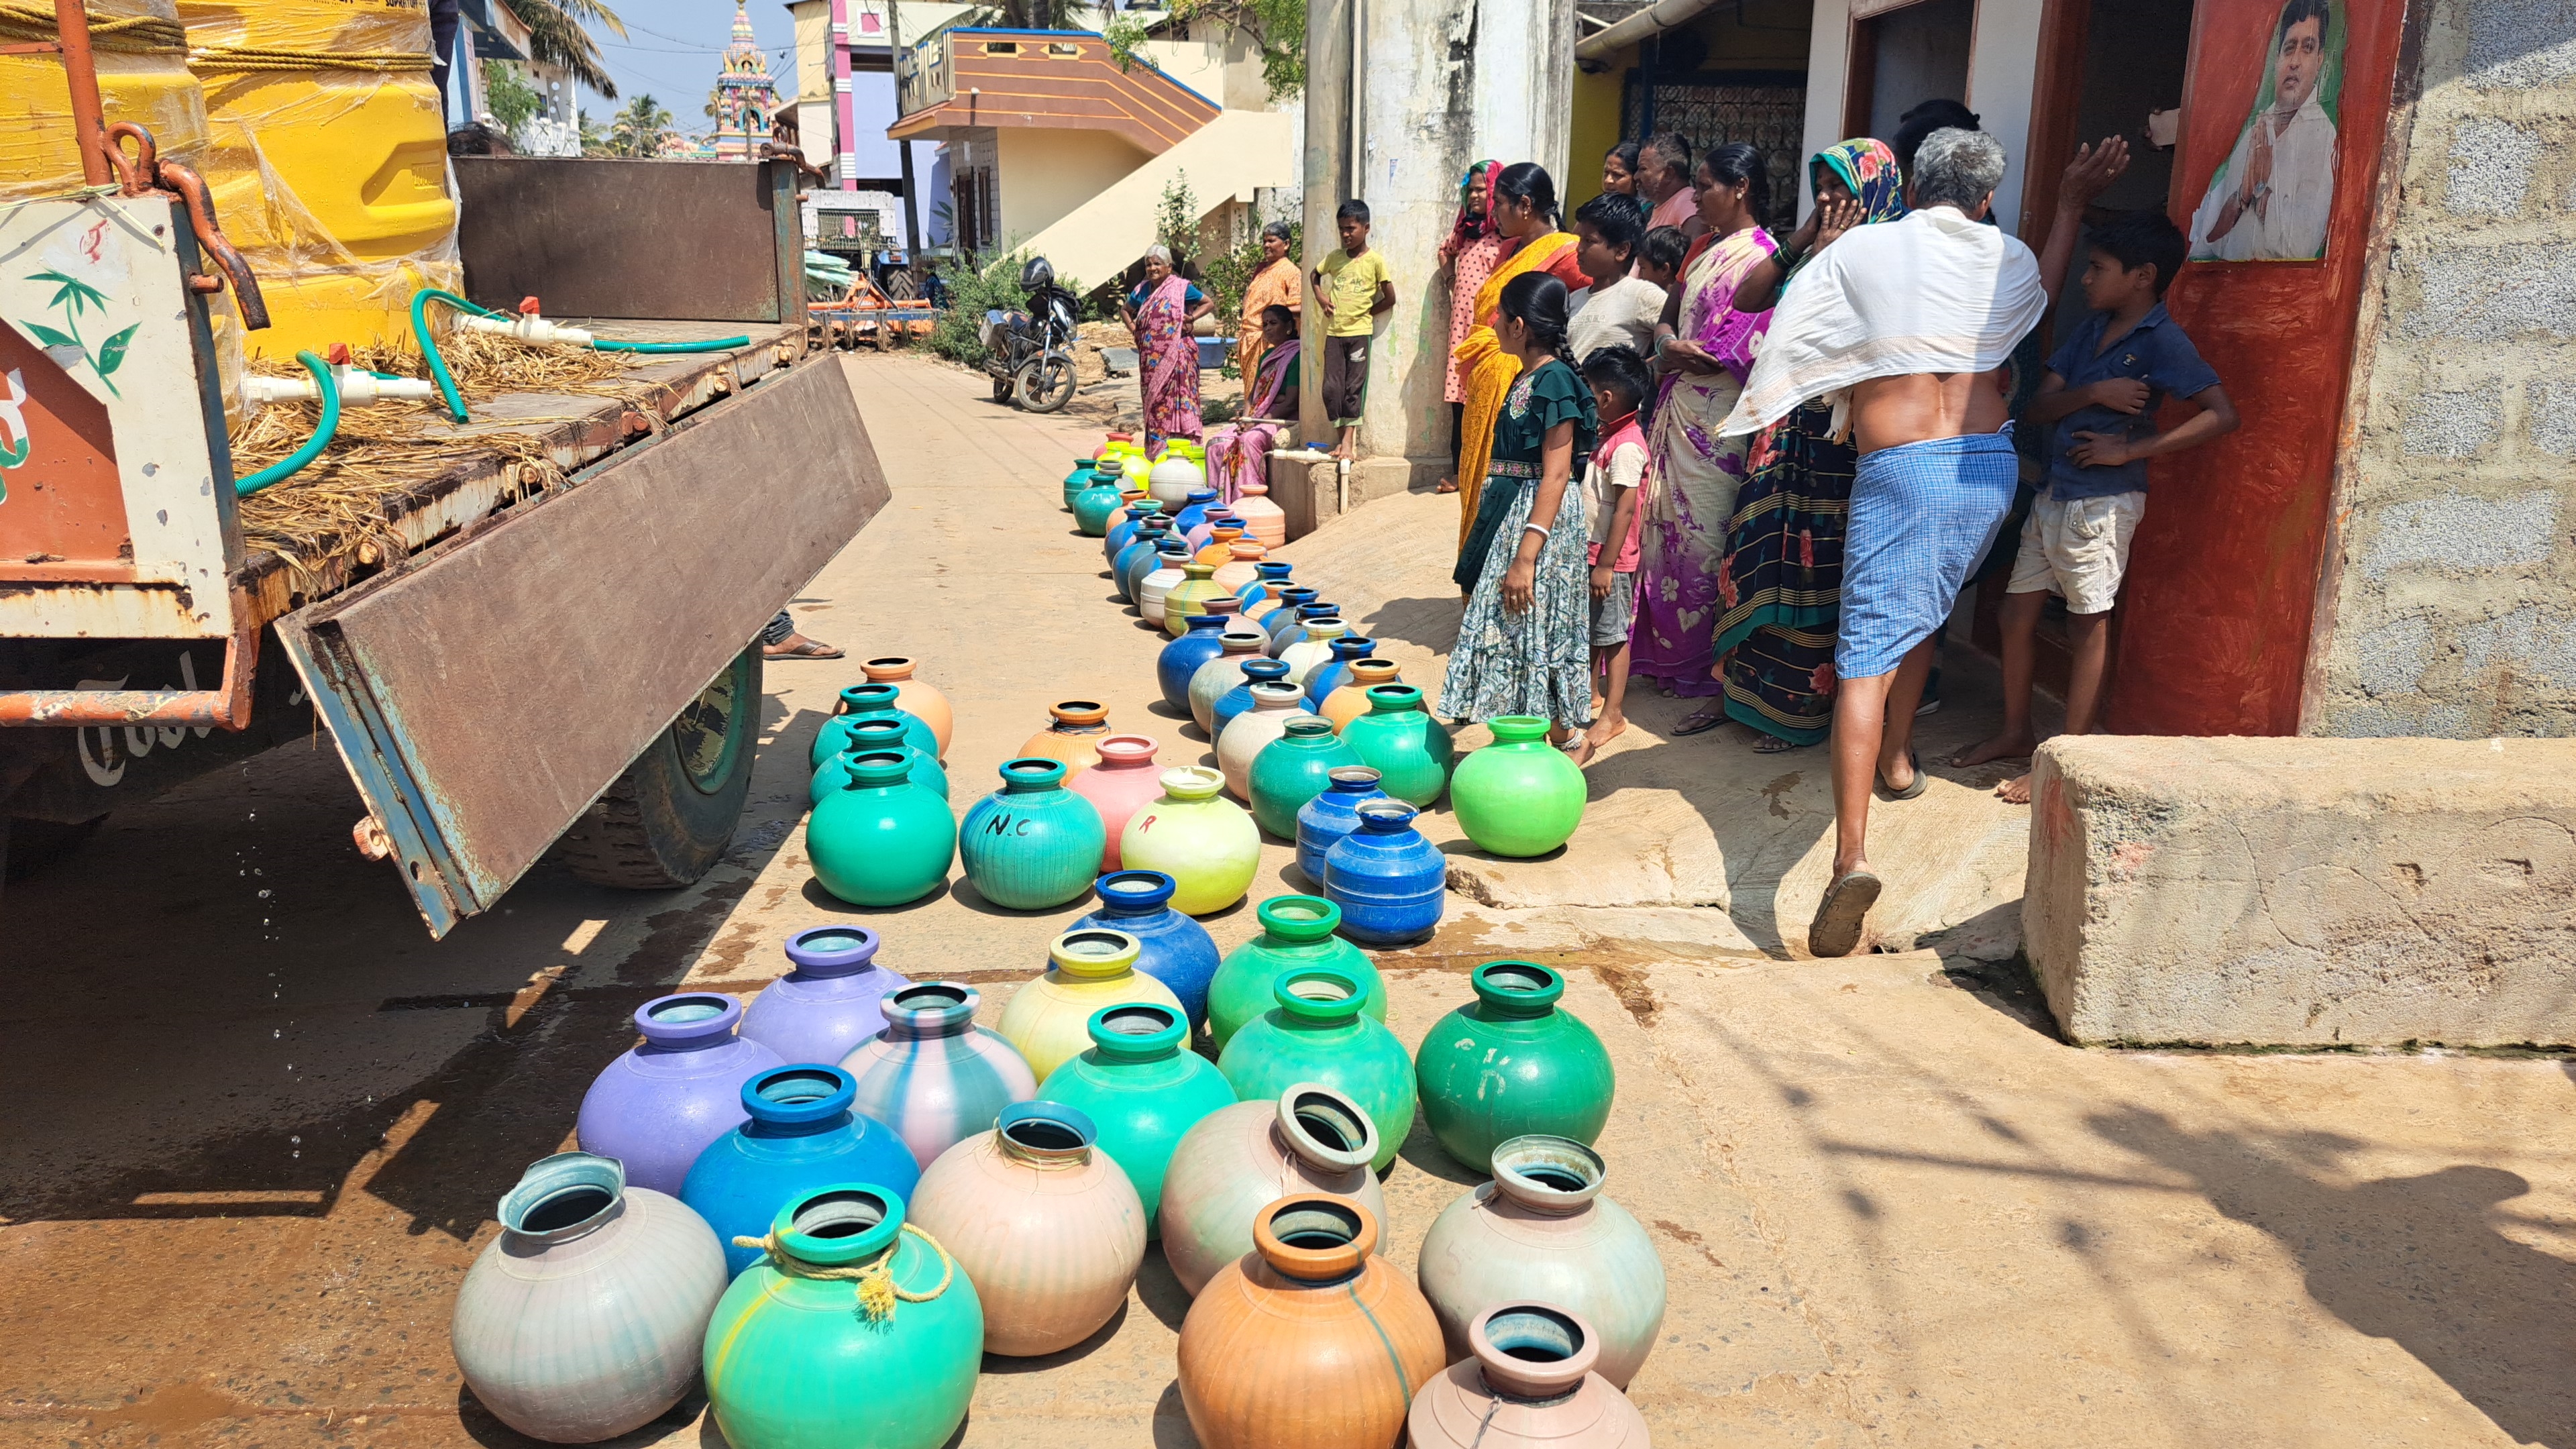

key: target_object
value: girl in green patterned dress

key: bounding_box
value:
[1442,271,1601,749]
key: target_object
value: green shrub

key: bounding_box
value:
[924,248,1030,366]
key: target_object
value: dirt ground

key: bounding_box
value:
[3,355,2570,1449]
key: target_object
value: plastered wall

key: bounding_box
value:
[2308,0,2576,738]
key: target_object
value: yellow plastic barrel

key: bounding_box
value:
[180,0,458,358]
[0,1,208,200]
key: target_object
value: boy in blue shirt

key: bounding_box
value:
[1955,212,2239,802]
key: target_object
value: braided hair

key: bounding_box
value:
[1497,270,1578,378]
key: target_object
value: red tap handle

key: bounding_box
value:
[518,297,541,315]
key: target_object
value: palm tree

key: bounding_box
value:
[506,0,625,99]
[607,93,676,156]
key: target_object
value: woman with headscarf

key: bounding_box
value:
[1119,244,1216,451]
[1436,160,1503,494]
[1235,220,1302,380]
[1451,162,1588,568]
[1700,138,1909,751]
[1202,303,1301,504]
[1635,142,1780,714]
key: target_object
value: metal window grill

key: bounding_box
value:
[1619,70,1808,229]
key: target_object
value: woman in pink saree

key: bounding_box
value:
[1203,305,1303,502]
[1118,244,1216,452]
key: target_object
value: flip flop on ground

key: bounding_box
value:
[1673,707,1728,737]
[1876,747,1927,801]
[1809,868,1882,957]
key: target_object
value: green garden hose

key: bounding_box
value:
[409,287,751,421]
[234,350,339,497]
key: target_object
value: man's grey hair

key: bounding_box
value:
[1260,219,1292,241]
[1911,127,2007,211]
[1145,243,1175,265]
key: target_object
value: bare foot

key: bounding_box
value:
[1435,476,1459,494]
[1994,771,2034,805]
[1584,714,1626,749]
[1951,730,2035,768]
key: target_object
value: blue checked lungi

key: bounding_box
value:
[1836,428,2019,680]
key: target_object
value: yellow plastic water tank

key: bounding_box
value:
[180,0,458,358]
[0,1,208,200]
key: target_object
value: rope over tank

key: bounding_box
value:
[188,45,435,73]
[0,3,186,52]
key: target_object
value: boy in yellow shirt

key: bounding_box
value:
[1312,199,1396,462]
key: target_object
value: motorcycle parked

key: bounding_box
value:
[979,256,1080,414]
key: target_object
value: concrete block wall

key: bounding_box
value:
[2307,0,2576,739]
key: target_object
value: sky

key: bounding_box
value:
[572,0,802,124]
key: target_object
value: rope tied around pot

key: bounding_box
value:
[731,1223,955,1322]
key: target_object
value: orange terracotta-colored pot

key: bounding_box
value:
[905,1101,1146,1356]
[1067,735,1166,870]
[1193,525,1247,568]
[1231,491,1287,550]
[1177,1195,1446,1449]
[1212,541,1266,597]
[862,656,953,756]
[1407,1303,1651,1449]
[1320,659,1403,733]
[1021,700,1114,775]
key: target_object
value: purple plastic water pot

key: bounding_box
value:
[574,993,784,1195]
[737,926,914,1067]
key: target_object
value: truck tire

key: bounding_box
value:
[557,645,762,890]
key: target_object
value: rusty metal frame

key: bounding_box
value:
[0,592,259,727]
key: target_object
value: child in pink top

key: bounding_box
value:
[1574,344,1653,761]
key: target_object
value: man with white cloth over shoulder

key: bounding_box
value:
[1718,127,2045,957]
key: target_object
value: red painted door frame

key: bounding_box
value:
[2106,0,2408,735]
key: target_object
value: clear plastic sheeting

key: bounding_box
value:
[0,1,208,201]
[180,0,458,359]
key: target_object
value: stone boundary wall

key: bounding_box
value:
[2306,0,2576,738]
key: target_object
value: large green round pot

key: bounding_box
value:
[808,753,956,907]
[1413,961,1615,1173]
[1449,716,1586,857]
[1063,455,1101,509]
[959,758,1108,910]
[1203,895,1385,1052]
[1071,476,1126,537]
[1035,1002,1237,1237]
[1216,967,1415,1172]
[811,682,941,768]
[1339,684,1455,808]
[704,1183,983,1449]
[1246,716,1364,840]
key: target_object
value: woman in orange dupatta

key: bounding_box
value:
[1452,163,1587,572]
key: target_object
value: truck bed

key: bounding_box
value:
[235,319,806,629]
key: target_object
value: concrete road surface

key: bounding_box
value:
[3,355,2570,1449]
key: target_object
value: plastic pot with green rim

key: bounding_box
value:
[958,758,1109,911]
[1245,715,1364,840]
[1450,716,1586,857]
[702,1183,983,1449]
[1340,684,1454,808]
[1202,894,1385,1052]
[807,752,957,908]
[1413,961,1615,1173]
[1035,1002,1237,1236]
[1215,967,1415,1173]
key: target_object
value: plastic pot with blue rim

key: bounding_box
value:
[1301,634,1379,710]
[1295,766,1386,888]
[1158,611,1235,712]
[1211,658,1293,745]
[681,1063,925,1278]
[1070,869,1222,1028]
[1324,800,1446,947]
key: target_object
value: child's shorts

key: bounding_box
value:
[1590,570,1637,647]
[2006,490,2143,615]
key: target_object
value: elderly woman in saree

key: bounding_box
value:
[1451,162,1589,578]
[1118,244,1216,451]
[1697,138,1907,752]
[1236,220,1302,378]
[1638,143,1779,720]
[1202,304,1301,504]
